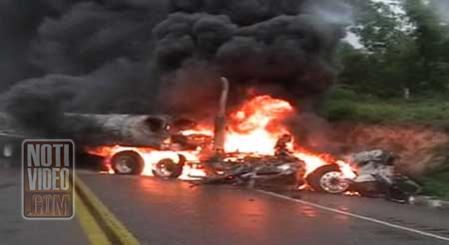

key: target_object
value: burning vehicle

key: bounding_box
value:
[85,78,420,201]
[0,0,404,198]
[345,150,421,202]
[0,76,419,201]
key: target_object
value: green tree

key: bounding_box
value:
[403,0,449,91]
[340,0,415,96]
[339,0,449,97]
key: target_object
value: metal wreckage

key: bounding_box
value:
[82,78,421,203]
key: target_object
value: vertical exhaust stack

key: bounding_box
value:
[213,77,230,152]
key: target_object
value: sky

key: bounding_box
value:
[344,0,405,49]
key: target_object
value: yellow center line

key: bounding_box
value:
[75,175,140,245]
[76,191,111,245]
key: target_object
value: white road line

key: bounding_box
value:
[257,190,449,242]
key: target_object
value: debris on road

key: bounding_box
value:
[409,196,449,210]
[347,150,422,203]
[196,154,305,188]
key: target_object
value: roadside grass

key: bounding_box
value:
[420,168,449,200]
[319,87,449,127]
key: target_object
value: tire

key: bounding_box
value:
[306,164,349,194]
[111,151,144,175]
[152,154,185,179]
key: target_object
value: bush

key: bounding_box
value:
[325,86,360,101]
[319,88,449,126]
[321,100,357,121]
[421,166,449,200]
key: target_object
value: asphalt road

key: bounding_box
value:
[0,167,88,245]
[2,166,449,245]
[80,171,449,245]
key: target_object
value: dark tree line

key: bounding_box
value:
[339,0,449,98]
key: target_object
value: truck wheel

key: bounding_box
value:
[306,164,349,194]
[111,151,144,175]
[152,154,185,179]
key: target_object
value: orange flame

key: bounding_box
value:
[88,95,356,182]
[225,95,293,154]
[87,145,204,180]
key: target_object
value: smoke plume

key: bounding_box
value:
[154,0,350,113]
[0,0,351,137]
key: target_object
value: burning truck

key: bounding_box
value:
[86,78,420,200]
[0,0,420,202]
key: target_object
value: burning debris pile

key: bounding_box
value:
[88,92,421,202]
[89,94,354,190]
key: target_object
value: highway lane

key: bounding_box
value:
[0,168,88,245]
[1,165,448,245]
[79,170,449,245]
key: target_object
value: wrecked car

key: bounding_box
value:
[346,150,421,202]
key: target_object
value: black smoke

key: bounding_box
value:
[0,0,169,133]
[0,0,351,136]
[154,0,350,114]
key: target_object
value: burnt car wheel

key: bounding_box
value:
[306,164,349,194]
[152,155,185,179]
[111,151,144,175]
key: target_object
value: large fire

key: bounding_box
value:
[88,95,356,182]
[225,96,292,154]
